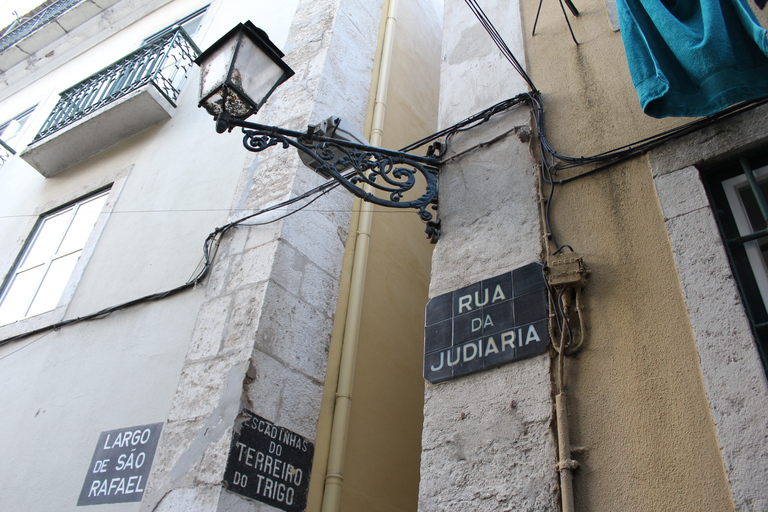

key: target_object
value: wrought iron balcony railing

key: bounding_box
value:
[32,27,200,143]
[0,0,84,53]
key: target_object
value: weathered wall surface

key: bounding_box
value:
[0,1,245,510]
[418,1,557,508]
[651,106,768,511]
[437,0,527,126]
[517,0,768,510]
[419,104,556,512]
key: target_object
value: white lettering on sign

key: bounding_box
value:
[87,475,144,497]
[470,315,495,333]
[102,428,152,450]
[236,442,304,486]
[78,422,162,506]
[254,475,295,505]
[245,418,310,452]
[429,325,542,371]
[458,285,507,313]
[502,331,515,352]
[115,450,146,471]
[234,439,305,507]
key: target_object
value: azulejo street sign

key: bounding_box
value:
[223,410,314,512]
[77,422,163,506]
[424,262,550,383]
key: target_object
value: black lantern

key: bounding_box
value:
[194,21,295,124]
[194,23,443,242]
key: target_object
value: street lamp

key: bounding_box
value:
[195,22,295,126]
[194,22,442,241]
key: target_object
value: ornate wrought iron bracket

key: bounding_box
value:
[216,115,443,242]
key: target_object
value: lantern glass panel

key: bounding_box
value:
[232,36,290,112]
[198,36,239,116]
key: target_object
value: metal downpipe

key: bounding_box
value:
[320,1,398,510]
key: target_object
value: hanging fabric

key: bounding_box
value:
[616,0,768,118]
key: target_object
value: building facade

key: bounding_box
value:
[1,0,768,511]
[419,1,768,511]
[0,0,439,510]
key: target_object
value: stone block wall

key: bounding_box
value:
[650,106,768,511]
[140,0,382,510]
[418,1,559,509]
[419,101,557,509]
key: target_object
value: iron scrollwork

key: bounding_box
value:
[218,116,442,242]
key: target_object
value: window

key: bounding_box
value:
[0,106,35,164]
[0,189,110,326]
[701,151,768,370]
[142,6,208,45]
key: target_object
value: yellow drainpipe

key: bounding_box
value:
[318,1,398,511]
[305,205,360,512]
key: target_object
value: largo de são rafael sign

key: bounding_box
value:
[424,262,549,383]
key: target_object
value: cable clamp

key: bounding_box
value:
[555,459,580,472]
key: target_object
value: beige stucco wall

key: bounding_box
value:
[519,0,768,510]
[334,0,442,510]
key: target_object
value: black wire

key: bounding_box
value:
[237,183,338,226]
[463,0,538,92]
[0,177,344,348]
[3,78,762,349]
[400,95,530,153]
[537,95,768,172]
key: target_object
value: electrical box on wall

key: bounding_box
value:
[299,116,368,178]
[544,253,587,288]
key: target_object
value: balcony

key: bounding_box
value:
[21,27,200,177]
[0,0,121,72]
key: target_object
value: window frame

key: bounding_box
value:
[0,177,125,339]
[0,188,110,326]
[649,103,768,509]
[721,164,768,313]
[141,5,209,46]
[0,106,36,165]
[700,152,768,371]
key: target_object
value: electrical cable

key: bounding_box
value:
[463,0,538,92]
[2,42,763,351]
[0,330,52,362]
[0,175,344,348]
[400,95,531,154]
[0,104,509,350]
[460,0,768,180]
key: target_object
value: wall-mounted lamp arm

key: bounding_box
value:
[217,115,442,242]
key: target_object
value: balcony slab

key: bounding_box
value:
[57,0,104,32]
[16,22,67,54]
[0,0,123,73]
[0,46,28,73]
[21,84,175,177]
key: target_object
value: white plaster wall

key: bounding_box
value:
[0,294,204,512]
[419,1,557,508]
[438,0,527,127]
[0,1,305,510]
